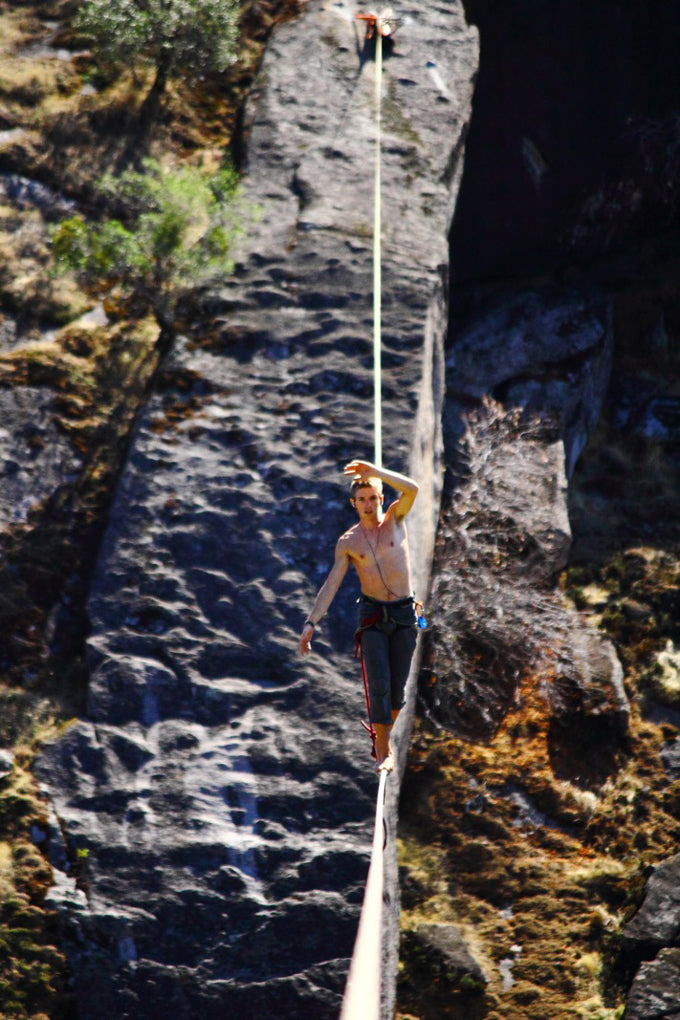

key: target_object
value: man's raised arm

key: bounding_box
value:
[343,458,419,520]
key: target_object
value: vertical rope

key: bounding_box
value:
[340,769,388,1020]
[341,14,391,1019]
[373,29,383,469]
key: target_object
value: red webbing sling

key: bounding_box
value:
[354,609,384,760]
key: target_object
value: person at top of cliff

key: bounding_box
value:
[356,7,395,41]
[299,458,421,774]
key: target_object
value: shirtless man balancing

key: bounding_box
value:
[299,459,419,773]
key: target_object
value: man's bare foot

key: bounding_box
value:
[375,750,394,774]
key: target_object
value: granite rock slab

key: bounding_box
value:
[35,3,478,1018]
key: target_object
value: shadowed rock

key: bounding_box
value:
[622,855,680,959]
[0,387,82,528]
[625,948,680,1020]
[451,0,680,284]
[401,922,486,990]
[447,289,613,477]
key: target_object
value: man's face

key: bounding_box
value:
[352,484,383,520]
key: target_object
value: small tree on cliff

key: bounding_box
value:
[51,159,246,330]
[74,0,239,119]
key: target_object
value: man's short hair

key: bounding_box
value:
[350,475,383,499]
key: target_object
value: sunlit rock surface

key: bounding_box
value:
[447,289,613,476]
[35,3,478,1017]
[425,393,629,743]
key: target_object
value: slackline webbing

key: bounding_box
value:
[341,17,390,1020]
[340,768,388,1020]
[372,27,383,469]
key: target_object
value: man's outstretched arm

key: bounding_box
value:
[299,538,350,656]
[344,458,419,521]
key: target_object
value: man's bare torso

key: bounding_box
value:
[341,510,412,600]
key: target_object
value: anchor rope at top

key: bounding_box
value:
[340,14,396,1020]
[356,7,395,469]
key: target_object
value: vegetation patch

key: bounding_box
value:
[0,2,306,1015]
[399,276,680,1019]
[0,714,73,1018]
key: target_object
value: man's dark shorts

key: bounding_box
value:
[356,594,418,725]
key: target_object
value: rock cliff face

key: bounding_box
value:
[8,2,680,1018]
[35,4,478,1018]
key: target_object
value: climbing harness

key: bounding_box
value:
[356,631,378,761]
[354,595,426,760]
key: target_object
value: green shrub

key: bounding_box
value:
[52,158,247,328]
[74,0,239,112]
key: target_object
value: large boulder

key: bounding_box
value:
[447,289,613,477]
[424,395,629,741]
[552,628,630,736]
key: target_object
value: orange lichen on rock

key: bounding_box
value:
[398,656,680,1020]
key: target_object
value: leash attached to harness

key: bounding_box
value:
[358,646,378,761]
[354,608,385,761]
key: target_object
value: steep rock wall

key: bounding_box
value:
[451,0,680,287]
[397,2,680,1016]
[36,4,477,1018]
